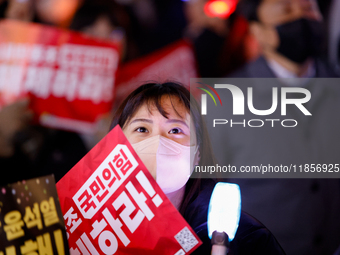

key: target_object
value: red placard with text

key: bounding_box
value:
[56,125,202,254]
[0,20,120,133]
[114,40,198,107]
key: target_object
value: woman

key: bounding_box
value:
[110,81,285,254]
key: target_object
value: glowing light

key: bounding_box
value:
[211,1,229,15]
[207,182,241,242]
[204,0,237,19]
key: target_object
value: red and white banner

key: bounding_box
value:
[114,40,198,106]
[0,20,120,133]
[56,125,202,254]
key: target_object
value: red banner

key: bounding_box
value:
[0,20,120,133]
[114,40,198,107]
[56,125,202,254]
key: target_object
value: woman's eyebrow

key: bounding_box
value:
[166,119,189,128]
[128,118,153,125]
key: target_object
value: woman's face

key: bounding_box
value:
[123,96,196,146]
[122,96,197,180]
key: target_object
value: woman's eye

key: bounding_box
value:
[169,128,182,134]
[135,127,148,133]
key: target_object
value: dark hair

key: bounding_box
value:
[110,81,216,215]
[237,0,262,21]
[69,0,120,31]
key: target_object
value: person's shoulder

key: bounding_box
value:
[228,61,254,78]
[183,179,216,228]
[230,211,286,255]
[314,57,340,77]
[228,56,275,78]
[190,210,286,255]
[185,180,286,255]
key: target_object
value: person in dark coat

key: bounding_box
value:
[204,0,340,254]
[185,178,285,255]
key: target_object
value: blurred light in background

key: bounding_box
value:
[204,0,237,19]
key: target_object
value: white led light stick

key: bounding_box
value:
[207,183,241,255]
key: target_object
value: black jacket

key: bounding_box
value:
[184,179,286,255]
[230,56,339,78]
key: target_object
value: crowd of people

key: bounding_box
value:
[0,0,340,254]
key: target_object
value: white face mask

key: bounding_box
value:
[132,135,199,194]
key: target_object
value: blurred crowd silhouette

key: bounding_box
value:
[0,0,340,255]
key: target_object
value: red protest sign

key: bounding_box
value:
[114,40,198,107]
[0,20,120,133]
[56,125,202,254]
